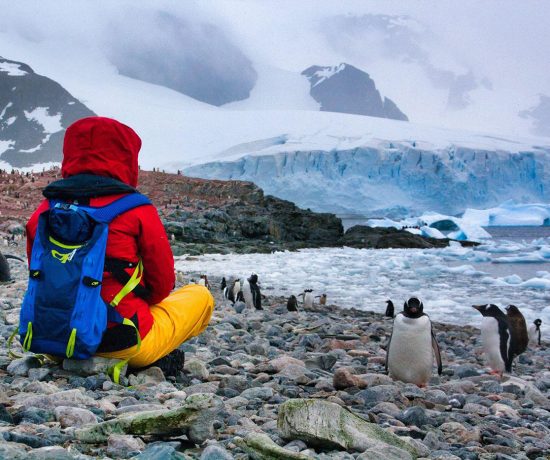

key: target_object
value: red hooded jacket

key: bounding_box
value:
[26,117,175,345]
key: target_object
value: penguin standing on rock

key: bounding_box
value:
[385,300,395,318]
[243,274,263,310]
[221,277,227,291]
[505,305,528,367]
[302,289,314,310]
[472,304,510,376]
[316,294,327,305]
[223,278,241,304]
[529,319,542,347]
[386,297,442,387]
[287,295,299,312]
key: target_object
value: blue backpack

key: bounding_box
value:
[19,193,151,363]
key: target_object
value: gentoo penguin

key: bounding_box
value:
[528,319,542,347]
[0,253,24,283]
[302,289,314,310]
[243,274,263,310]
[316,294,327,305]
[505,305,528,367]
[386,297,442,386]
[221,277,227,291]
[287,295,299,312]
[385,300,395,318]
[198,274,210,289]
[223,278,239,304]
[472,304,510,375]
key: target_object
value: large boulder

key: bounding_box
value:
[277,399,418,457]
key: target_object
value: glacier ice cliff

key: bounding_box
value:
[184,145,550,218]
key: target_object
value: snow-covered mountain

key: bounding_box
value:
[302,64,408,121]
[0,57,95,168]
[1,1,550,218]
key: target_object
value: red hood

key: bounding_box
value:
[62,117,141,187]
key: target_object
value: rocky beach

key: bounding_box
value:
[0,243,548,460]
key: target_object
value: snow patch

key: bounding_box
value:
[0,61,27,76]
[23,107,63,134]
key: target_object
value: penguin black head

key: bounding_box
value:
[248,274,258,284]
[534,318,542,328]
[403,297,423,318]
[472,304,505,318]
[304,289,313,293]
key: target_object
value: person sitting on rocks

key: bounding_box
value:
[25,116,214,374]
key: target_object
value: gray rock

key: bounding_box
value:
[240,387,274,400]
[234,432,310,460]
[356,445,413,460]
[7,356,41,376]
[28,367,50,381]
[200,444,234,460]
[63,356,125,377]
[27,446,73,460]
[54,406,98,428]
[107,434,146,458]
[133,442,187,460]
[398,406,429,427]
[277,399,417,456]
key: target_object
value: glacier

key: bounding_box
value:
[184,142,550,218]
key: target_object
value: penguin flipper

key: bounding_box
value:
[431,327,443,375]
[385,328,394,374]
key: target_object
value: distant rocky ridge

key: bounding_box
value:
[0,57,95,168]
[302,63,408,121]
[0,169,473,255]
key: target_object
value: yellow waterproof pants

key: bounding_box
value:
[97,285,214,368]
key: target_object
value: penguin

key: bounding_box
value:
[287,295,299,312]
[386,297,442,386]
[472,304,510,376]
[175,270,185,285]
[315,294,327,305]
[505,305,528,367]
[236,290,245,303]
[243,274,263,310]
[0,252,24,283]
[302,289,314,310]
[221,277,227,291]
[223,278,235,303]
[198,274,210,289]
[232,279,241,303]
[385,300,395,318]
[528,319,542,347]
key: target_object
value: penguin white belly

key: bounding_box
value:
[232,281,241,299]
[242,281,254,309]
[480,317,506,372]
[304,293,314,309]
[528,325,539,346]
[388,315,433,385]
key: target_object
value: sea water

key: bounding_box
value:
[175,228,550,339]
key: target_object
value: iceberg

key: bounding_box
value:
[462,202,550,227]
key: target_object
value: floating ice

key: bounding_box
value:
[462,201,550,227]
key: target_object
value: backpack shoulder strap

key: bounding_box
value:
[90,193,152,223]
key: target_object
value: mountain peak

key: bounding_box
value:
[302,63,408,121]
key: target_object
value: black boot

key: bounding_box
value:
[141,349,185,378]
